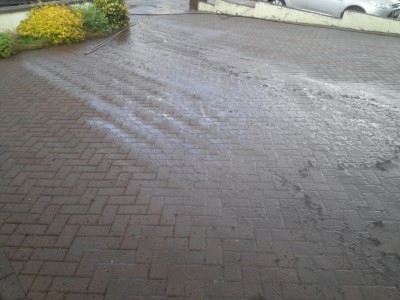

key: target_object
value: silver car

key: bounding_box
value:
[267,0,400,18]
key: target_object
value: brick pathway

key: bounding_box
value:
[1,11,400,300]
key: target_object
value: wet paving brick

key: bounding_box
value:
[1,2,400,299]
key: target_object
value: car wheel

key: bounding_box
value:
[270,0,286,6]
[341,6,365,17]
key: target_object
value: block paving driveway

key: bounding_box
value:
[1,2,400,299]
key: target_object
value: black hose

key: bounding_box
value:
[84,23,138,55]
[129,10,234,19]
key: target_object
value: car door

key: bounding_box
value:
[286,0,308,10]
[306,0,342,17]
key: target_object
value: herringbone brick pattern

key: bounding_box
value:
[1,12,400,300]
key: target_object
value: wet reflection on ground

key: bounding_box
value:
[127,0,189,14]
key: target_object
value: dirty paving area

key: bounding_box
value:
[1,3,400,300]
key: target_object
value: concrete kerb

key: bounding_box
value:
[198,2,216,13]
[216,0,255,17]
[199,0,400,35]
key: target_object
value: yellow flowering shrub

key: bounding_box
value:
[18,2,85,45]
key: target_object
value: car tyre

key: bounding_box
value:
[270,0,286,6]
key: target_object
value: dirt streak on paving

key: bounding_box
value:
[1,12,400,300]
